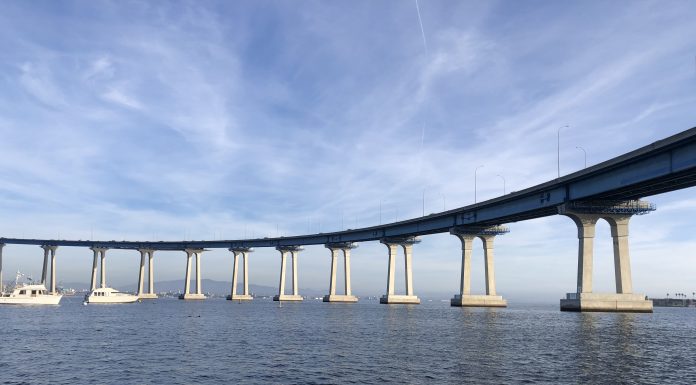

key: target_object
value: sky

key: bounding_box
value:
[0,0,695,301]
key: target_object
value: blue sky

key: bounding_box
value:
[0,1,695,300]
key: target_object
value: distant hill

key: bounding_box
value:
[58,279,326,297]
[57,282,96,292]
[123,279,282,296]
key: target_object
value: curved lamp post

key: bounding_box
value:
[576,146,587,168]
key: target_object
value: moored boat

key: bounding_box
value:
[0,272,62,305]
[84,287,139,304]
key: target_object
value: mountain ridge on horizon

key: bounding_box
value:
[56,278,327,296]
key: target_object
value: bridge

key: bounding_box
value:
[2,126,695,311]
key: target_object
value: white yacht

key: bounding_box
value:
[84,287,139,304]
[0,273,62,305]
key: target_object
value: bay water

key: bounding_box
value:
[1,297,694,384]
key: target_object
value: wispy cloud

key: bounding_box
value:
[101,88,143,110]
[18,62,66,108]
[0,1,694,295]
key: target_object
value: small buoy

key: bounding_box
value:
[83,301,88,306]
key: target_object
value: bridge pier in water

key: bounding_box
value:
[137,249,157,299]
[449,226,508,308]
[559,200,654,313]
[380,237,420,304]
[0,243,3,291]
[323,242,358,303]
[40,245,59,295]
[89,247,108,291]
[227,247,253,301]
[179,249,206,300]
[273,246,304,301]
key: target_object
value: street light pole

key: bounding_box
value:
[558,125,569,178]
[422,189,425,217]
[496,174,506,195]
[576,146,587,168]
[475,165,484,203]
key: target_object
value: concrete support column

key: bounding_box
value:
[195,251,202,295]
[184,250,192,295]
[49,246,57,294]
[329,249,339,296]
[566,215,598,294]
[608,216,633,294]
[343,248,352,296]
[100,249,107,288]
[227,246,254,301]
[380,237,420,304]
[180,249,205,300]
[226,247,254,301]
[137,249,157,299]
[137,250,147,296]
[0,243,4,292]
[38,245,57,293]
[402,244,414,296]
[559,200,653,312]
[278,251,287,297]
[41,246,49,285]
[148,251,155,295]
[454,234,474,296]
[89,247,108,291]
[89,248,99,291]
[323,242,358,303]
[243,252,249,296]
[291,251,299,296]
[386,243,397,296]
[450,226,508,308]
[273,246,303,301]
[231,251,240,298]
[328,248,339,296]
[481,236,497,296]
[88,247,107,291]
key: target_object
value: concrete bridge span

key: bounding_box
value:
[2,126,696,312]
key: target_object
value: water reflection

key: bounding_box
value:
[2,298,694,384]
[575,312,601,381]
[613,313,641,382]
[571,310,649,384]
[448,307,507,383]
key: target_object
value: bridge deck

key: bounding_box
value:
[2,126,696,251]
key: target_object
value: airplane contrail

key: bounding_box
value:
[415,0,428,54]
[415,0,428,179]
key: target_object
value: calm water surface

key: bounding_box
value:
[1,297,694,384]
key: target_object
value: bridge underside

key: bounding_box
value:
[2,126,695,313]
[3,126,696,250]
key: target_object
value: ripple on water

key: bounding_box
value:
[0,299,695,384]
